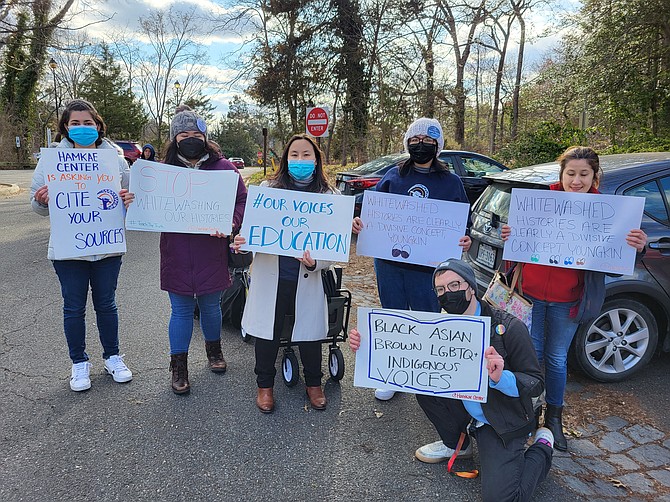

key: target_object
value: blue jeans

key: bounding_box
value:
[527,296,579,407]
[168,291,222,354]
[374,259,440,312]
[52,256,122,364]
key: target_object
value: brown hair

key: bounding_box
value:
[270,134,331,193]
[557,146,601,189]
[57,99,107,147]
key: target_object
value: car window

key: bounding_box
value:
[461,156,505,177]
[351,154,407,174]
[436,154,457,172]
[624,177,670,225]
[473,183,513,220]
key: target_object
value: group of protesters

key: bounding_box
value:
[30,98,647,502]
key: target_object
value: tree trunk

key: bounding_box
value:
[511,12,525,141]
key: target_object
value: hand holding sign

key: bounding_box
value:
[484,346,504,383]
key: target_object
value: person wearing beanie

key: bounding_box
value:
[232,134,339,413]
[352,117,472,401]
[348,259,553,502]
[121,110,248,395]
[30,98,133,392]
[140,144,156,161]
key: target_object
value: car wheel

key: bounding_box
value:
[573,298,658,382]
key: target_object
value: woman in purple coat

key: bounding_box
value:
[123,109,247,394]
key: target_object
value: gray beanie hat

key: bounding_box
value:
[403,117,444,152]
[433,258,477,292]
[170,110,207,141]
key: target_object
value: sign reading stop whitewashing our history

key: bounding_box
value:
[239,185,355,261]
[503,188,645,276]
[125,160,239,235]
[354,308,491,402]
[356,191,470,267]
[42,148,126,260]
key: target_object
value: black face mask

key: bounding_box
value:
[408,143,437,165]
[177,137,206,160]
[438,290,470,315]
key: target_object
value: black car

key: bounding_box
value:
[465,152,670,382]
[335,150,508,213]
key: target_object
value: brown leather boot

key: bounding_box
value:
[306,386,327,410]
[256,387,274,413]
[205,339,227,373]
[169,353,190,394]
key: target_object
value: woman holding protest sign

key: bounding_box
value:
[232,134,337,413]
[121,109,247,395]
[351,117,472,401]
[30,98,132,392]
[500,146,647,451]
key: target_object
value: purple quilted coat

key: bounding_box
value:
[159,157,247,296]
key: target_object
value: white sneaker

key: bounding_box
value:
[104,354,133,383]
[70,362,91,392]
[534,427,554,449]
[374,388,396,401]
[415,440,473,463]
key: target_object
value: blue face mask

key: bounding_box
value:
[288,159,316,180]
[68,125,99,147]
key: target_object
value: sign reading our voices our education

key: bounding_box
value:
[354,308,491,402]
[504,188,645,276]
[239,185,355,262]
[125,160,239,235]
[42,148,126,260]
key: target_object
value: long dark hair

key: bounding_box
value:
[398,156,450,176]
[270,134,331,193]
[162,138,221,167]
[58,99,107,147]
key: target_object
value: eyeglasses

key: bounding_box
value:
[433,280,465,296]
[408,136,438,146]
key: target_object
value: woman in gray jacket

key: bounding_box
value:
[31,99,132,392]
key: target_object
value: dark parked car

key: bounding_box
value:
[336,150,508,214]
[114,141,142,165]
[465,152,670,382]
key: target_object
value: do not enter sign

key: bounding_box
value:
[306,106,329,138]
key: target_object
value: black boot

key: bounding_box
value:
[205,339,227,373]
[545,404,567,451]
[170,353,190,394]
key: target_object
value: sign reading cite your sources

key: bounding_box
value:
[239,185,355,262]
[125,160,239,235]
[503,188,645,276]
[354,308,491,402]
[356,191,470,267]
[42,148,126,260]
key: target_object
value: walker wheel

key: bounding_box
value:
[282,350,299,387]
[329,348,345,381]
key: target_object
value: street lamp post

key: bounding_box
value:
[49,58,59,118]
[174,80,181,107]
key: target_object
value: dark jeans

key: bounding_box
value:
[374,258,440,312]
[255,280,323,388]
[416,394,552,502]
[52,256,122,363]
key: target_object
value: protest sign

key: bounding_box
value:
[356,191,470,267]
[239,185,355,261]
[126,160,239,235]
[42,148,126,260]
[503,188,645,275]
[354,308,490,402]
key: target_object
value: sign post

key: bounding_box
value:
[306,106,329,138]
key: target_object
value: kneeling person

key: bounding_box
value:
[349,259,553,502]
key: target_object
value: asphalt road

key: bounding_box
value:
[0,173,587,501]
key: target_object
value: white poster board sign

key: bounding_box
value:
[356,191,470,267]
[42,148,126,260]
[503,188,645,275]
[125,160,239,235]
[239,185,355,261]
[354,308,490,402]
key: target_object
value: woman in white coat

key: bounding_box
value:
[233,134,336,413]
